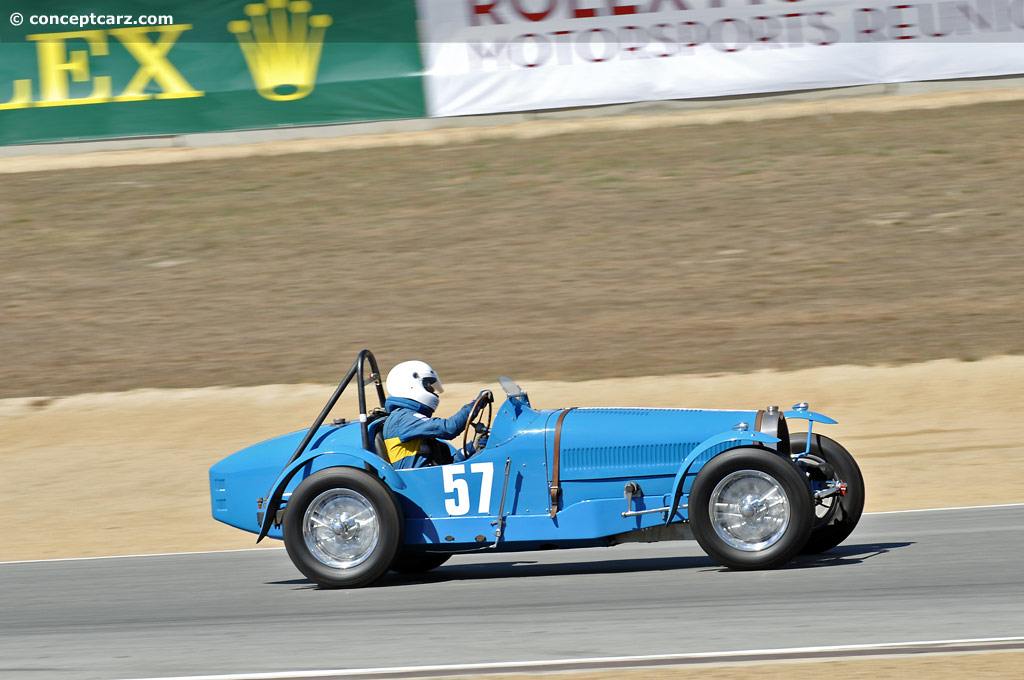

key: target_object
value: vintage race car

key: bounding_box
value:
[209,350,864,588]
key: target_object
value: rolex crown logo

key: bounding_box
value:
[228,0,332,102]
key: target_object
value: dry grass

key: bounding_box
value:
[2,100,1023,397]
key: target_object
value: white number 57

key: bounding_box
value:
[442,463,494,516]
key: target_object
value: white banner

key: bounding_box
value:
[417,0,1024,117]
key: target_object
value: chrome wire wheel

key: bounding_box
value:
[709,469,791,552]
[284,468,402,588]
[302,489,380,569]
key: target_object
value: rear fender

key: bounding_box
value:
[665,428,781,526]
[257,447,403,542]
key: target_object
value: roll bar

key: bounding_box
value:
[284,348,386,466]
[256,349,387,542]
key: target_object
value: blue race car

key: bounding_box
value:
[210,350,864,588]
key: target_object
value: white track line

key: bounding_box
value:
[0,546,284,565]
[865,501,1024,515]
[116,636,1024,680]
[2,502,1022,566]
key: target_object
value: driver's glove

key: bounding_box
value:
[465,435,488,456]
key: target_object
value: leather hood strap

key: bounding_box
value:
[549,407,576,518]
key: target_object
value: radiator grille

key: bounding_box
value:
[562,442,696,474]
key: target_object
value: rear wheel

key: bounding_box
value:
[283,467,402,588]
[690,448,813,570]
[791,433,865,554]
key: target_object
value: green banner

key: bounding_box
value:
[0,0,426,145]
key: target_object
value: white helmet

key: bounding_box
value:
[386,360,444,412]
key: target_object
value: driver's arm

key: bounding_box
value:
[397,400,475,442]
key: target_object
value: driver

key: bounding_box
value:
[382,360,490,469]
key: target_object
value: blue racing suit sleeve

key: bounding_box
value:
[392,400,474,442]
[383,396,477,443]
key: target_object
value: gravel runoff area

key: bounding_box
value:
[3,355,1022,561]
[3,358,1023,676]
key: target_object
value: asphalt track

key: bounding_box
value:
[2,506,1023,680]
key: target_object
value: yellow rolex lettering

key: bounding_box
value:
[109,25,203,101]
[27,30,112,107]
[0,79,33,111]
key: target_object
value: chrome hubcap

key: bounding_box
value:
[303,489,379,569]
[710,470,791,552]
[738,495,767,520]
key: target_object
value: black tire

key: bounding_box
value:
[690,448,813,570]
[790,432,865,554]
[283,467,403,588]
[390,550,452,574]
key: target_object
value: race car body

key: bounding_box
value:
[210,350,863,588]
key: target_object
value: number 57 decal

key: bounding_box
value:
[442,463,494,516]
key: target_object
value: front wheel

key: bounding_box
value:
[690,448,813,570]
[283,467,402,588]
[791,432,865,554]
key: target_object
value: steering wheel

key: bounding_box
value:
[462,390,493,456]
